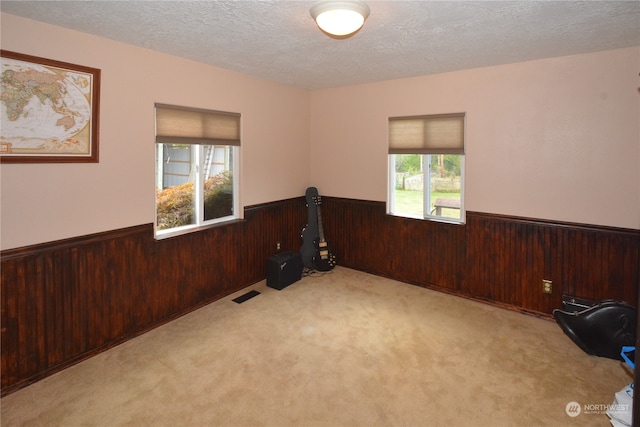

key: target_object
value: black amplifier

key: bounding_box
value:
[266,251,303,290]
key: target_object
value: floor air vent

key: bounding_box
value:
[232,290,260,304]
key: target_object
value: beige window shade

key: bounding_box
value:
[389,113,465,154]
[156,104,241,145]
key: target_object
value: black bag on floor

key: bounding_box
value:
[553,300,636,361]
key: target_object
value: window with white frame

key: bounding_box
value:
[388,113,465,223]
[155,104,240,238]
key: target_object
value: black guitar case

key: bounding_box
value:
[300,187,336,271]
[300,187,320,269]
[553,300,636,361]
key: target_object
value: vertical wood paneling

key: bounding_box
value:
[323,198,638,316]
[1,261,17,387]
[43,254,62,368]
[322,197,466,292]
[462,214,491,299]
[2,196,637,397]
[1,198,306,396]
[20,256,41,381]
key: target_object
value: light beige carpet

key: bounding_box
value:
[1,267,632,426]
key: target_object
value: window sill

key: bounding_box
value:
[386,212,466,225]
[154,218,244,240]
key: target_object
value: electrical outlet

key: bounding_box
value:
[542,279,553,294]
[276,241,281,251]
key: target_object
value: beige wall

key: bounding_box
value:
[309,47,640,229]
[1,13,639,250]
[0,13,311,249]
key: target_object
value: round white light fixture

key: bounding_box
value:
[310,0,370,38]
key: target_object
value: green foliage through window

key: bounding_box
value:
[156,172,233,230]
[395,154,422,174]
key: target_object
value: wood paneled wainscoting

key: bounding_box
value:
[1,198,307,396]
[2,195,638,396]
[320,197,639,316]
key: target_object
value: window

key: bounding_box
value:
[387,113,465,223]
[155,104,240,238]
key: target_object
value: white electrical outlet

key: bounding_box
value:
[542,279,553,294]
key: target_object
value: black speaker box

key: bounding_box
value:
[266,251,303,290]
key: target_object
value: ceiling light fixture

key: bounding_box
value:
[310,0,370,38]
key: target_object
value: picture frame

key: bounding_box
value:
[0,50,101,163]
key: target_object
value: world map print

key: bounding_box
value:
[1,56,93,156]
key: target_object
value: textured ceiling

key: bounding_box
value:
[2,1,639,90]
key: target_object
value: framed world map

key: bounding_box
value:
[0,50,100,163]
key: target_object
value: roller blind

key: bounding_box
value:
[155,103,241,146]
[389,113,465,154]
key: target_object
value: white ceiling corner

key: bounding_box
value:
[1,0,639,90]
